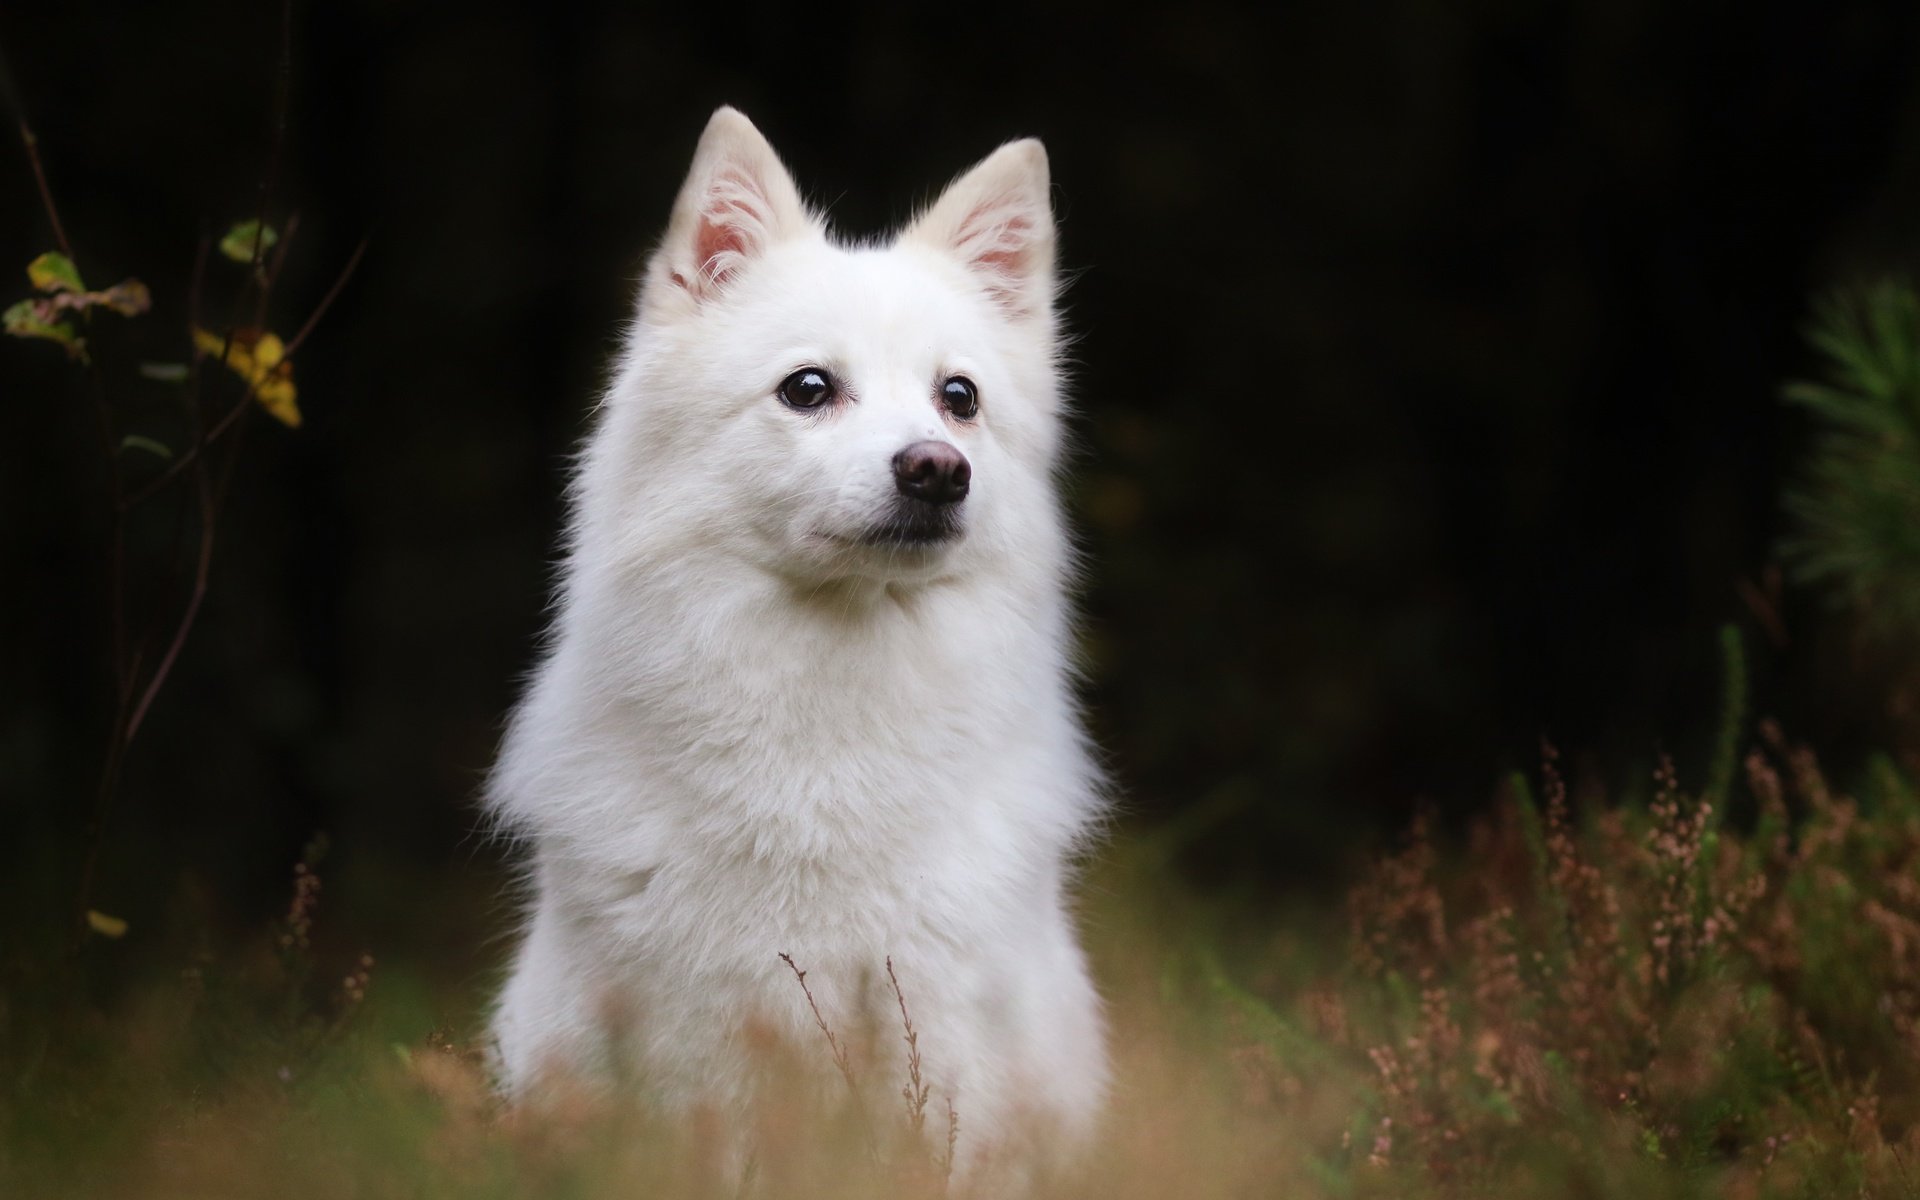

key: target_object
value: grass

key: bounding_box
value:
[7,720,1920,1198]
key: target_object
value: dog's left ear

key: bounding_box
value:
[643,107,814,319]
[904,139,1056,320]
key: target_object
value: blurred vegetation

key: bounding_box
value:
[1,41,363,949]
[1782,280,1920,642]
[12,712,1920,1197]
[7,5,1920,1198]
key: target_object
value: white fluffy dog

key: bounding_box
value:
[486,107,1107,1172]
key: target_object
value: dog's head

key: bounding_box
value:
[605,108,1066,589]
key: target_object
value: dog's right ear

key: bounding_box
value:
[642,108,813,319]
[903,138,1056,322]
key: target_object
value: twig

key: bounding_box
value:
[886,956,930,1133]
[255,211,301,327]
[129,235,213,661]
[248,0,293,289]
[124,232,219,745]
[97,0,290,753]
[779,952,858,1095]
[123,384,250,507]
[942,1098,960,1187]
[126,234,243,744]
[776,953,891,1170]
[0,32,73,259]
[17,122,73,261]
[123,447,214,744]
[283,236,367,357]
[210,0,290,386]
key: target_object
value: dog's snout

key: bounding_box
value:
[893,441,971,505]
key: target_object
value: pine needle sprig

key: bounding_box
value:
[1780,279,1920,636]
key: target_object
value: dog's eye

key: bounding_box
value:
[778,368,836,411]
[940,376,979,421]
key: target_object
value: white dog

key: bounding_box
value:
[486,107,1107,1172]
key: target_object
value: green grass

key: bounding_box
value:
[8,724,1920,1198]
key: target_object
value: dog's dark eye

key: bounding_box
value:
[778,368,836,411]
[940,376,979,421]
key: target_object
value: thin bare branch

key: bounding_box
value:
[18,122,74,261]
[942,1099,960,1187]
[779,952,859,1096]
[284,236,368,358]
[256,211,301,327]
[123,386,254,508]
[886,956,930,1133]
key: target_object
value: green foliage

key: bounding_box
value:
[136,361,189,382]
[117,434,173,461]
[1781,281,1920,637]
[27,249,85,292]
[2,295,78,354]
[2,249,151,360]
[218,219,278,264]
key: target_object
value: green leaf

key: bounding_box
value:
[26,250,83,293]
[119,434,174,460]
[220,220,278,264]
[138,361,190,383]
[3,298,80,355]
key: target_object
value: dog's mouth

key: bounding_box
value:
[832,499,964,551]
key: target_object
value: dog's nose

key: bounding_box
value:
[893,441,971,505]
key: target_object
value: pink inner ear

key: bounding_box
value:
[971,213,1032,279]
[952,202,1037,309]
[686,168,775,292]
[694,207,751,285]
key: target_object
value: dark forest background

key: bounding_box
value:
[4,2,1919,953]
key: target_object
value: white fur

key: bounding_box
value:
[486,107,1107,1171]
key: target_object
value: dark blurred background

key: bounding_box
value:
[4,2,1919,947]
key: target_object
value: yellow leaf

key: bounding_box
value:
[86,910,129,938]
[254,375,302,428]
[192,326,303,428]
[191,326,230,361]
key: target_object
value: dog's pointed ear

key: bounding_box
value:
[645,108,812,315]
[904,138,1056,320]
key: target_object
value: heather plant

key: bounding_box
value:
[14,712,1920,1199]
[1270,726,1920,1196]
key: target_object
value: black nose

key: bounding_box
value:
[893,441,971,505]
